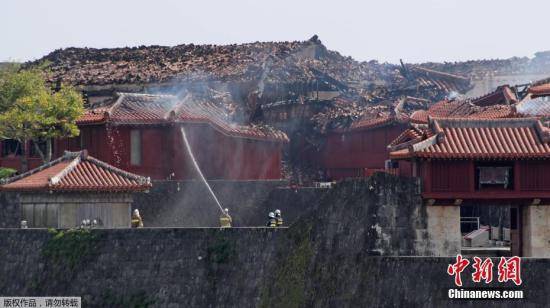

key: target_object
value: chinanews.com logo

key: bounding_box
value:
[446,254,524,300]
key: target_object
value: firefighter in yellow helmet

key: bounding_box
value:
[266,212,277,227]
[274,209,283,226]
[131,209,144,228]
[220,208,232,228]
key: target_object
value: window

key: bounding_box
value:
[475,162,514,190]
[130,130,142,166]
[30,139,53,158]
[2,139,23,157]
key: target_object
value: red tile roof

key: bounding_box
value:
[469,104,516,119]
[529,83,550,98]
[390,118,550,160]
[470,86,517,106]
[0,151,151,192]
[348,114,397,131]
[78,93,288,142]
[77,106,110,124]
[387,126,424,148]
[410,99,517,124]
[408,66,472,94]
[170,95,288,141]
[329,110,407,133]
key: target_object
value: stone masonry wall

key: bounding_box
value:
[0,192,19,228]
[522,204,550,257]
[425,205,461,256]
[132,180,326,227]
[0,174,548,307]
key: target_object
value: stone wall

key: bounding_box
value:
[0,192,19,228]
[0,230,547,307]
[0,228,284,307]
[522,205,550,257]
[0,174,548,307]
[132,180,326,227]
[304,174,453,256]
[425,205,461,256]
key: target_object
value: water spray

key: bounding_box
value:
[180,127,225,215]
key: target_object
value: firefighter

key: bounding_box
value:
[274,209,283,226]
[220,208,232,228]
[131,209,144,228]
[266,212,277,227]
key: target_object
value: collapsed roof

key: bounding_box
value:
[400,65,473,95]
[410,99,517,124]
[516,81,550,124]
[79,92,288,142]
[29,36,396,92]
[418,51,550,80]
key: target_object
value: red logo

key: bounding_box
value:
[472,257,493,283]
[498,256,522,286]
[447,255,522,286]
[447,254,470,286]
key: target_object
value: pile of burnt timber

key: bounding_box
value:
[418,51,550,80]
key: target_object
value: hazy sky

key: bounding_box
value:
[2,0,549,64]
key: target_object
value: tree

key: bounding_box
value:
[0,65,84,171]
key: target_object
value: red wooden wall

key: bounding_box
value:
[321,124,407,180]
[0,138,74,172]
[65,123,283,180]
[415,160,550,197]
[173,124,282,180]
[519,161,550,191]
[429,161,472,192]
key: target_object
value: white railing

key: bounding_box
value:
[460,216,480,233]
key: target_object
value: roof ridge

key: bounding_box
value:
[433,117,539,125]
[411,135,438,152]
[107,93,126,117]
[116,92,177,98]
[49,154,81,186]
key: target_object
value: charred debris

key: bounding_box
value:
[27,35,550,182]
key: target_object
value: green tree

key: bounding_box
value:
[0,65,84,171]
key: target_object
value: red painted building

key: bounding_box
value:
[389,117,550,256]
[0,93,288,180]
[321,116,410,180]
[390,117,550,199]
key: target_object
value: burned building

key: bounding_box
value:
[27,36,380,120]
[517,81,550,125]
[18,37,490,183]
[319,114,410,180]
[62,92,288,180]
[396,64,473,101]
